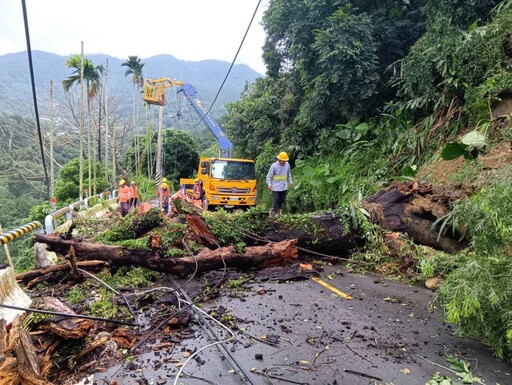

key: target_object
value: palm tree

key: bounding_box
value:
[121,56,145,176]
[63,54,104,195]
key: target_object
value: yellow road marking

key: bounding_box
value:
[312,276,352,300]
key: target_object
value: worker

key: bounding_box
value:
[266,151,293,218]
[118,179,131,217]
[129,181,139,208]
[193,178,205,208]
[159,182,171,214]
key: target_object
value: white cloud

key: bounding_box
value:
[0,0,268,74]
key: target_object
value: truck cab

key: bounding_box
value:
[181,157,257,209]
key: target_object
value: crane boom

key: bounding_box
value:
[178,83,233,158]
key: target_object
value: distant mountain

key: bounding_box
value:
[0,50,262,119]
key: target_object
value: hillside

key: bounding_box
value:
[0,50,262,119]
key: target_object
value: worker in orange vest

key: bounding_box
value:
[118,179,131,217]
[192,178,205,208]
[159,182,171,214]
[130,181,139,208]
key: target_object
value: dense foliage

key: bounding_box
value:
[122,129,199,188]
[223,0,512,362]
[3,0,512,363]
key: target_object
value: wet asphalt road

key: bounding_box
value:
[93,265,512,385]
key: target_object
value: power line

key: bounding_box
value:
[193,0,263,129]
[21,0,49,198]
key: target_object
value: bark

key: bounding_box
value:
[34,233,299,276]
[37,297,93,339]
[362,181,468,253]
[0,318,53,385]
[16,260,109,287]
[184,212,217,248]
[260,213,365,257]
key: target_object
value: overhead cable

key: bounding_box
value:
[21,0,49,198]
[193,0,263,129]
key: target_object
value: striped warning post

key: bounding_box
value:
[0,221,42,246]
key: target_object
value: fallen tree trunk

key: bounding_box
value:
[16,260,109,287]
[33,234,299,276]
[260,213,365,257]
[362,181,468,253]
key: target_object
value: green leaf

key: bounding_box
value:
[461,131,486,149]
[338,129,352,140]
[441,142,467,160]
[402,165,417,177]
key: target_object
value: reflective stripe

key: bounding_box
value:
[273,175,287,180]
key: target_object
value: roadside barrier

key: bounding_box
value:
[0,221,43,246]
[0,190,116,248]
[44,190,114,234]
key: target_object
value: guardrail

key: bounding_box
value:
[0,190,117,251]
[44,190,114,234]
[0,221,43,246]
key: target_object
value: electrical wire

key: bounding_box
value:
[77,268,137,323]
[129,242,227,352]
[167,272,256,385]
[0,303,136,326]
[172,299,235,385]
[191,0,263,130]
[21,0,49,198]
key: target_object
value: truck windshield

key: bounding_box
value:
[211,160,256,180]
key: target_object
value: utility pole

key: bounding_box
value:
[155,105,164,187]
[79,42,85,201]
[49,80,55,200]
[104,59,109,183]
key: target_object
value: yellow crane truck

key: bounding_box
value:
[178,84,257,209]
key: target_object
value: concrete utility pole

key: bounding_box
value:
[49,80,55,200]
[104,59,109,183]
[79,42,85,201]
[155,104,164,188]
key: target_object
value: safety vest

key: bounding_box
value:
[118,186,130,203]
[266,161,292,192]
[159,187,170,202]
[193,184,203,199]
[130,186,139,199]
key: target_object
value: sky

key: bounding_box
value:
[0,0,269,74]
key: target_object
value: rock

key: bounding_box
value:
[425,277,442,290]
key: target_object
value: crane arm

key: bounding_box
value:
[178,83,233,158]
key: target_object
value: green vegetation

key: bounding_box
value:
[97,208,161,243]
[202,207,272,245]
[431,167,512,359]
[4,0,512,366]
[122,129,199,188]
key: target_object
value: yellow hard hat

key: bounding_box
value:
[194,178,200,183]
[119,179,126,185]
[162,177,168,183]
[161,183,169,190]
[277,152,289,161]
[131,181,135,185]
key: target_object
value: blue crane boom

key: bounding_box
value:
[178,83,233,158]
